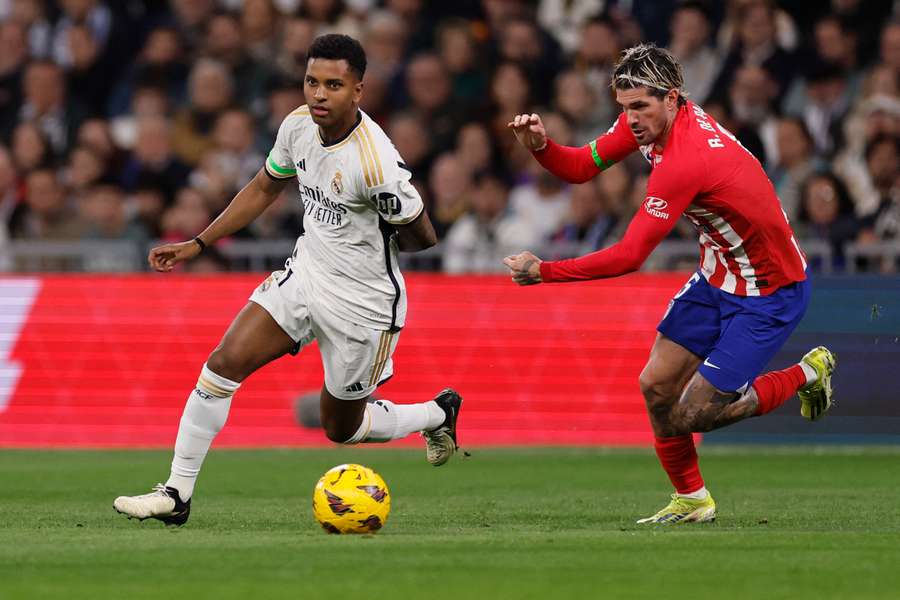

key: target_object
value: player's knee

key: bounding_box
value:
[638,372,654,399]
[639,371,674,403]
[206,347,250,383]
[321,417,355,444]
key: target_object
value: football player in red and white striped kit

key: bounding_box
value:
[505,44,837,524]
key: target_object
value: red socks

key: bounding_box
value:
[752,364,806,416]
[654,434,704,495]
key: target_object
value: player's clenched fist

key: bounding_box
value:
[507,113,548,152]
[148,240,202,272]
[503,251,543,285]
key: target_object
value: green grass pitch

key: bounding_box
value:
[1,447,898,599]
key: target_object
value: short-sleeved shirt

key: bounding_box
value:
[588,101,807,296]
[266,106,423,329]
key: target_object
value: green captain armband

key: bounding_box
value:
[589,140,616,170]
[266,154,296,178]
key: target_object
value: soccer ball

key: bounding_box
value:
[312,463,391,534]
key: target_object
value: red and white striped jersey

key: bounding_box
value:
[536,101,807,296]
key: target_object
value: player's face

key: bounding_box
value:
[304,58,363,128]
[616,87,679,146]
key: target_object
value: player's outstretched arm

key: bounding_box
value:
[508,113,601,184]
[148,168,290,272]
[535,162,703,283]
[394,209,437,252]
[503,251,543,286]
[509,112,639,184]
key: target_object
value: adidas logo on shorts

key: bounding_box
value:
[344,382,365,393]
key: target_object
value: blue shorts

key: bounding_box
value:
[657,271,811,393]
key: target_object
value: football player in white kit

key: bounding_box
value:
[114,35,462,526]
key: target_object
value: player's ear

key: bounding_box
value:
[666,89,679,109]
[353,79,364,103]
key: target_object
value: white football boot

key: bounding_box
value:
[113,484,191,526]
[422,388,463,466]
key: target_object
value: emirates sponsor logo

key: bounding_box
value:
[644,196,670,219]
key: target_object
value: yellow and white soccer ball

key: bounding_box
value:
[312,463,391,534]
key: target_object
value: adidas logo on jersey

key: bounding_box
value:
[296,159,306,171]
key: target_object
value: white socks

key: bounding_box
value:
[165,374,445,499]
[677,486,709,500]
[165,363,239,501]
[345,399,445,443]
[799,361,818,386]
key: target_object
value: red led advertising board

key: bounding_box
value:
[0,273,689,447]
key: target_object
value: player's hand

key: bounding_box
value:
[503,251,543,285]
[148,240,202,272]
[507,113,547,152]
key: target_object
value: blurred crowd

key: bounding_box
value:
[0,0,899,272]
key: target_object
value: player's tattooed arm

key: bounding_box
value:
[503,251,543,285]
[148,168,290,272]
[394,209,437,252]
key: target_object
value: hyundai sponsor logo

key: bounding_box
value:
[644,196,670,219]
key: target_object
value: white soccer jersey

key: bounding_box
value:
[265,106,423,331]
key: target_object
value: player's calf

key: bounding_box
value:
[644,370,742,435]
[683,389,750,432]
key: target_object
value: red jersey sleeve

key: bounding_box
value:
[532,112,639,184]
[589,111,640,168]
[540,156,706,282]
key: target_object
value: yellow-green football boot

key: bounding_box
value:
[798,346,837,421]
[636,492,716,525]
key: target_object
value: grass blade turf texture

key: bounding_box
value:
[1,447,898,600]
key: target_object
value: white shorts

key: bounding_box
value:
[249,268,399,400]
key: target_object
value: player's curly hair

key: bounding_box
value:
[612,43,686,106]
[308,34,367,80]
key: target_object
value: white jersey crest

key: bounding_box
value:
[265,107,424,330]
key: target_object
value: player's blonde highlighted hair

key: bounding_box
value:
[612,43,687,106]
